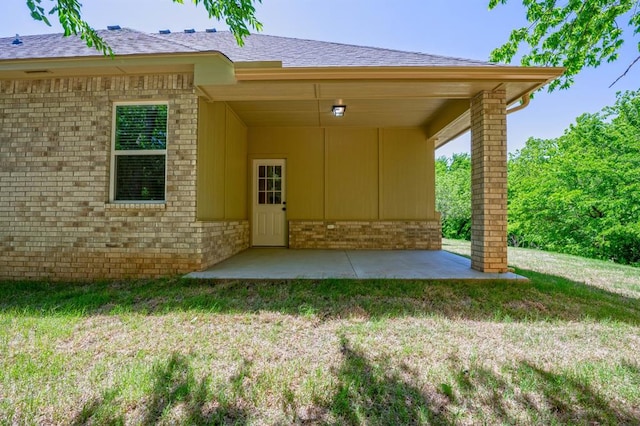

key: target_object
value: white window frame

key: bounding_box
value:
[109,101,169,203]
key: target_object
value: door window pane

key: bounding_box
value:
[257,164,283,205]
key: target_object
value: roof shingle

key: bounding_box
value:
[0,27,495,68]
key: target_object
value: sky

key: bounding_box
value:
[1,0,638,157]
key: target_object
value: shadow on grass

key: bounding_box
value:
[328,336,450,425]
[71,353,248,425]
[70,388,123,426]
[66,342,640,425]
[319,339,640,425]
[514,361,640,424]
[438,356,640,425]
[1,269,639,324]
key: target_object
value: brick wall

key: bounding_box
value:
[0,74,244,280]
[289,220,441,250]
[197,221,250,270]
[470,90,508,273]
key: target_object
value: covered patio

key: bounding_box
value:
[186,248,525,280]
[194,53,563,275]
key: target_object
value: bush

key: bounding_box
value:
[507,233,540,249]
[599,225,640,265]
[442,217,471,240]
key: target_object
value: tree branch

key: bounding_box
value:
[609,54,640,87]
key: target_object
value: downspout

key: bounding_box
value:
[506,93,531,115]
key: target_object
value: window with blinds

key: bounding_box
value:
[111,103,168,202]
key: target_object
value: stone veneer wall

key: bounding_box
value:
[289,220,442,250]
[0,74,243,280]
[197,221,250,270]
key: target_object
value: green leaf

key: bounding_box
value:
[26,0,262,55]
[489,0,640,90]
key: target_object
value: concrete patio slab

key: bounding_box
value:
[186,249,526,280]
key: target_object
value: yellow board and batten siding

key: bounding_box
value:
[246,127,325,220]
[246,126,437,222]
[224,105,248,219]
[197,100,248,220]
[198,100,436,222]
[380,128,435,219]
[325,128,379,220]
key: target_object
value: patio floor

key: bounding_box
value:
[186,249,526,280]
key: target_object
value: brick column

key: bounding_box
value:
[470,90,508,273]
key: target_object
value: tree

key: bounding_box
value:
[508,90,640,264]
[436,153,472,240]
[489,0,640,90]
[25,0,262,55]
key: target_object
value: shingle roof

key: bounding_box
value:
[0,27,495,67]
[156,30,494,67]
[0,28,196,60]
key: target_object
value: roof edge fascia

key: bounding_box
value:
[0,51,232,73]
[235,65,565,82]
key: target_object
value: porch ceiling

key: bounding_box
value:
[198,66,563,147]
[226,98,449,128]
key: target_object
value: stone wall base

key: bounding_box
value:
[289,220,442,250]
[0,249,200,281]
[197,220,250,270]
[0,220,250,281]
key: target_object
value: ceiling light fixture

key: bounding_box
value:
[332,104,346,117]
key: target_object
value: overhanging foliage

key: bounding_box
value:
[489,0,640,90]
[25,0,263,55]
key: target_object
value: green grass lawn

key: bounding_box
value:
[1,241,639,425]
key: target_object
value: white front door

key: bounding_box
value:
[252,159,287,246]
